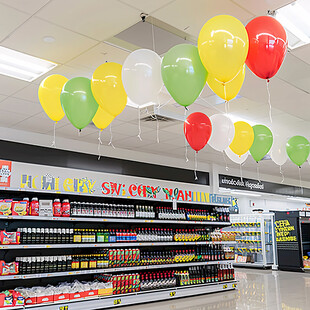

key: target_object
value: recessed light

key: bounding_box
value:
[0,46,57,82]
[43,36,56,43]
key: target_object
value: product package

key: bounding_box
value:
[0,231,20,245]
[12,199,29,216]
[0,291,13,308]
[0,200,12,215]
[0,261,19,276]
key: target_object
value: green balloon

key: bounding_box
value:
[161,44,207,107]
[249,125,273,162]
[286,135,310,167]
[60,77,98,130]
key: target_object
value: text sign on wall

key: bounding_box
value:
[0,160,231,206]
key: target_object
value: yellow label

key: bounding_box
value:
[114,299,121,305]
[223,284,228,289]
[170,291,176,297]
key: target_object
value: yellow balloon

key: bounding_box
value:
[38,74,68,122]
[207,65,245,101]
[92,107,114,130]
[198,15,249,83]
[91,62,127,117]
[229,121,254,156]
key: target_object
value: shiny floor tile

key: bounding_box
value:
[118,268,310,310]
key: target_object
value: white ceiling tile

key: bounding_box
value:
[0,75,29,96]
[2,17,98,63]
[293,45,310,66]
[231,0,294,16]
[36,0,140,41]
[11,112,54,133]
[0,94,7,102]
[13,83,40,103]
[0,3,30,41]
[119,0,176,14]
[153,0,253,38]
[0,97,42,116]
[0,0,50,14]
[117,106,140,122]
[67,42,130,72]
[0,110,30,127]
[112,121,153,136]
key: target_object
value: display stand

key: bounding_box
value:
[0,188,236,309]
[224,213,277,269]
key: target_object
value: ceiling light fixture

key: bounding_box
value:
[219,188,262,197]
[287,196,310,202]
[274,0,310,49]
[0,46,57,82]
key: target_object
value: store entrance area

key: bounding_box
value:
[119,269,310,310]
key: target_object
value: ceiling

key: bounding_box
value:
[1,0,310,184]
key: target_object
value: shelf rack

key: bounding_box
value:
[10,280,237,310]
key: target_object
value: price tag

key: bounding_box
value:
[223,284,228,289]
[114,298,121,305]
[232,283,237,288]
[172,199,177,211]
[59,306,68,310]
[170,291,176,297]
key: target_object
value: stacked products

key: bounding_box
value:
[140,271,176,291]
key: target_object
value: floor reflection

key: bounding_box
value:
[118,268,310,310]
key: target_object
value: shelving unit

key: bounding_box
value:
[0,189,236,309]
[9,280,237,310]
[223,213,277,269]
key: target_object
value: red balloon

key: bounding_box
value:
[246,16,287,80]
[184,112,212,152]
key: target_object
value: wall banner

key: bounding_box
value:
[0,160,231,206]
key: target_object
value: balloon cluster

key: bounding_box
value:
[38,62,127,131]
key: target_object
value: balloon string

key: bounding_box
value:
[225,101,228,114]
[280,165,284,184]
[156,114,160,143]
[240,163,243,182]
[222,151,229,171]
[158,97,173,110]
[51,122,57,148]
[194,151,198,180]
[97,129,103,160]
[266,79,272,123]
[78,129,81,137]
[184,108,189,162]
[137,108,142,141]
[108,124,115,149]
[151,16,156,52]
[298,166,303,195]
[256,162,261,182]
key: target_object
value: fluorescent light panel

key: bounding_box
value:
[287,196,310,202]
[219,188,262,197]
[0,46,57,82]
[275,0,310,49]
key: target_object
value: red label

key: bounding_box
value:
[0,161,12,187]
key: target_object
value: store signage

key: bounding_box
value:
[0,160,12,187]
[275,219,298,243]
[219,174,310,197]
[0,160,231,206]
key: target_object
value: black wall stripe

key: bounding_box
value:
[0,140,209,186]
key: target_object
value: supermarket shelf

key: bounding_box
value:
[233,262,272,268]
[10,280,238,310]
[0,260,233,281]
[0,215,232,226]
[0,241,236,250]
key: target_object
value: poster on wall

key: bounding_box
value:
[0,160,231,206]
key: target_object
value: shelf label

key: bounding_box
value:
[59,306,68,310]
[114,298,121,305]
[170,291,176,297]
[223,284,228,289]
[232,283,237,288]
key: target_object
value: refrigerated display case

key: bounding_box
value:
[225,213,277,269]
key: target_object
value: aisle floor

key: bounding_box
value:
[119,268,310,310]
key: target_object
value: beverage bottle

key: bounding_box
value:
[61,199,70,217]
[30,197,39,216]
[53,199,62,216]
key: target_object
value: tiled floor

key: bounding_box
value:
[119,268,310,310]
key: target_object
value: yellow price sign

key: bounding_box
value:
[59,306,68,310]
[170,291,176,297]
[223,284,228,289]
[232,283,237,288]
[114,299,121,305]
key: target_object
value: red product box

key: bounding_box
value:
[36,295,54,304]
[84,290,98,298]
[25,297,37,305]
[54,294,69,302]
[69,292,85,300]
[0,293,13,307]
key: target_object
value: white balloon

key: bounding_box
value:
[270,138,288,166]
[225,147,248,164]
[208,114,235,152]
[122,49,163,105]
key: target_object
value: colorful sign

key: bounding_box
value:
[3,161,231,206]
[0,160,12,187]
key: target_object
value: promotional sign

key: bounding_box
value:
[274,211,303,271]
[0,160,231,206]
[219,174,310,197]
